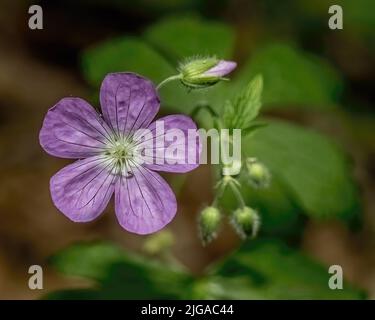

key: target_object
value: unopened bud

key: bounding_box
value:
[198,206,221,244]
[179,57,237,89]
[246,158,271,189]
[231,206,260,239]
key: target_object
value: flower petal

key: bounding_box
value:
[135,115,201,173]
[50,156,116,222]
[39,97,112,159]
[115,166,177,234]
[100,73,160,135]
[203,60,237,77]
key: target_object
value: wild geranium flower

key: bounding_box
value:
[39,72,200,234]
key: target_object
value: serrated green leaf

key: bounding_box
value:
[244,120,360,219]
[207,239,365,299]
[223,75,263,129]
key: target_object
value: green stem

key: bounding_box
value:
[190,104,219,120]
[212,180,227,207]
[156,74,182,90]
[228,180,246,209]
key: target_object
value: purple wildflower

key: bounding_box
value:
[39,73,200,234]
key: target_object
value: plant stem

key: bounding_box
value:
[212,180,227,207]
[190,104,219,120]
[156,74,182,90]
[228,180,246,209]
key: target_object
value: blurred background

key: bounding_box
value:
[0,0,374,299]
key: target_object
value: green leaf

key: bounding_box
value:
[47,241,366,300]
[144,15,235,63]
[236,43,343,109]
[207,239,365,299]
[49,242,193,299]
[223,75,263,129]
[82,37,174,88]
[244,119,360,219]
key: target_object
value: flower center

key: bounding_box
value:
[105,137,136,178]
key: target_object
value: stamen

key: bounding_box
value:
[104,135,137,178]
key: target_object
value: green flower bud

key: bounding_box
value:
[231,206,260,239]
[198,206,222,244]
[178,57,237,89]
[246,157,271,189]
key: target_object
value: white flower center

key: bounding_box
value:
[104,136,137,178]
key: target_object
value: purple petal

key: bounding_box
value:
[100,73,160,135]
[136,115,201,173]
[39,98,112,159]
[203,60,237,77]
[115,166,177,234]
[50,156,116,222]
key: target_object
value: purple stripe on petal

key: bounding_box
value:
[136,115,201,173]
[115,166,177,234]
[39,98,112,159]
[100,73,160,135]
[50,156,116,222]
[203,60,237,77]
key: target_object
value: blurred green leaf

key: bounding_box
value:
[82,37,175,87]
[144,15,235,63]
[81,17,236,113]
[241,176,302,235]
[46,289,100,300]
[223,75,263,130]
[206,238,365,299]
[300,0,375,38]
[236,43,343,109]
[47,240,365,300]
[48,242,193,299]
[82,19,345,115]
[245,119,360,219]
